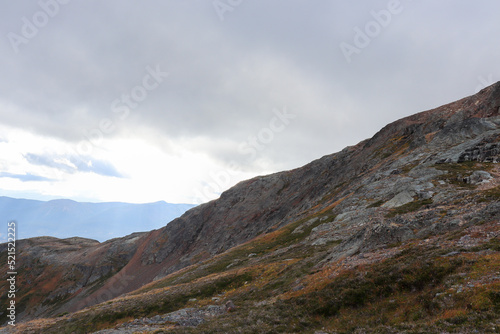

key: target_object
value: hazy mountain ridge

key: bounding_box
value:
[0,197,195,242]
[1,82,500,333]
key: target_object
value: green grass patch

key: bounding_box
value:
[385,198,433,218]
[472,237,500,252]
[400,162,419,174]
[478,185,500,203]
[367,199,385,208]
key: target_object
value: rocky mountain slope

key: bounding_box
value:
[1,82,500,333]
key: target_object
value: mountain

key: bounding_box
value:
[1,82,500,333]
[0,197,195,242]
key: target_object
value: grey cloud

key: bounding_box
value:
[1,1,500,172]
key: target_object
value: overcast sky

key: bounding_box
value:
[0,0,499,204]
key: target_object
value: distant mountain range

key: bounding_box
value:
[0,196,195,242]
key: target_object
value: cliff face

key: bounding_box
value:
[1,82,500,330]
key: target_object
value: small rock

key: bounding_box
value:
[381,190,415,208]
[150,315,161,323]
[417,190,434,200]
[226,259,242,269]
[443,251,461,257]
[464,171,492,184]
[225,300,237,312]
[473,170,492,183]
[292,217,319,234]
[248,253,257,258]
